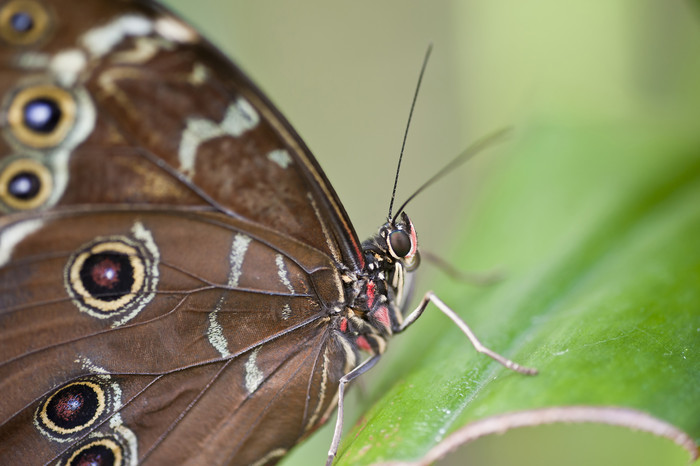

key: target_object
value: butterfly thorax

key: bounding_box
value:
[336,212,419,356]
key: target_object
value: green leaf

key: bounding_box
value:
[330,124,700,465]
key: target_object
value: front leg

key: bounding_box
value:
[398,291,537,375]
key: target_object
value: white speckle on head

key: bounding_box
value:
[179,97,260,178]
[154,15,198,43]
[267,149,292,169]
[208,234,252,357]
[0,219,44,267]
[81,15,153,58]
[49,49,87,87]
[245,347,264,394]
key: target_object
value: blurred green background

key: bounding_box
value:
[159,1,700,465]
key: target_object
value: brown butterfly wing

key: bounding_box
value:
[0,0,359,463]
[0,210,348,464]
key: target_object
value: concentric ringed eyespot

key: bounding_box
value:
[62,437,124,466]
[0,0,51,45]
[0,157,52,210]
[68,241,145,315]
[64,231,159,323]
[6,84,76,148]
[35,381,106,437]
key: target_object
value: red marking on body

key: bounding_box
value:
[374,306,391,330]
[365,281,376,308]
[356,336,372,352]
[339,318,348,333]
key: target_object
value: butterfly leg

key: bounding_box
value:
[326,354,382,466]
[398,291,538,375]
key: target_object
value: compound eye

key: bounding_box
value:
[388,229,412,258]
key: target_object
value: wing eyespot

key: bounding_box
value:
[6,84,77,149]
[64,227,160,325]
[62,436,125,466]
[0,156,52,210]
[36,380,106,437]
[0,0,52,46]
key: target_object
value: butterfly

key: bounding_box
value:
[0,0,535,464]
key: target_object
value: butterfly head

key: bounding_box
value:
[356,211,420,314]
[373,211,420,272]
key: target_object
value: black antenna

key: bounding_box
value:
[387,44,433,221]
[392,127,512,223]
